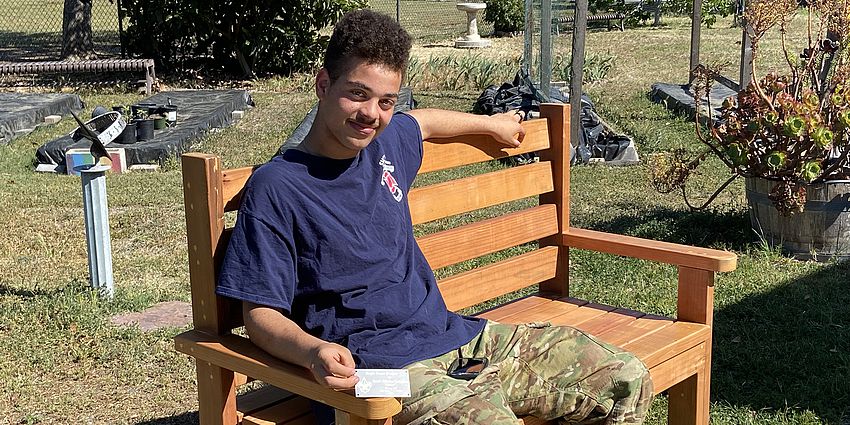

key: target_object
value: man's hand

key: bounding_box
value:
[488,110,526,148]
[309,342,360,390]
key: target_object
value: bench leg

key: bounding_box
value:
[196,361,238,425]
[667,346,711,425]
[145,64,156,95]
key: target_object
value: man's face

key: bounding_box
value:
[312,61,402,159]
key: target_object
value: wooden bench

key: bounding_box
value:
[174,103,737,425]
[0,59,156,94]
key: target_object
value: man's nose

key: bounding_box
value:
[358,99,379,122]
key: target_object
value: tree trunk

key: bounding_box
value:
[62,0,95,60]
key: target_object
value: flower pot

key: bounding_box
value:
[115,122,137,144]
[134,118,155,141]
[152,115,167,130]
[159,105,178,124]
[745,177,850,261]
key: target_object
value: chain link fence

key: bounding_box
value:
[0,0,122,62]
[370,0,495,42]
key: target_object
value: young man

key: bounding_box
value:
[217,9,653,425]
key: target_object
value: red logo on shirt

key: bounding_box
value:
[379,155,403,202]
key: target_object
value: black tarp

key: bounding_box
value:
[0,93,83,144]
[36,90,253,172]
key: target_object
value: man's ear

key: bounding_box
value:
[315,69,330,98]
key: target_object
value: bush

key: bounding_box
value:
[484,0,525,34]
[664,0,737,27]
[122,0,366,77]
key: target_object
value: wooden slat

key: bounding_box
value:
[174,331,402,420]
[547,302,618,327]
[420,119,550,173]
[563,228,738,272]
[438,246,559,311]
[222,166,254,212]
[237,385,296,420]
[620,321,710,369]
[418,204,559,270]
[566,308,643,336]
[242,394,312,425]
[494,297,586,324]
[475,295,556,321]
[592,315,674,348]
[409,161,554,225]
[648,342,707,394]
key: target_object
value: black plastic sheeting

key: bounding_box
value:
[0,93,83,144]
[36,90,253,171]
[276,86,416,157]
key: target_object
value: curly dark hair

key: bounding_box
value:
[324,9,412,82]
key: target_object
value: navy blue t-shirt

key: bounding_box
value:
[217,112,486,369]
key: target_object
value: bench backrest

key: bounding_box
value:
[182,103,571,335]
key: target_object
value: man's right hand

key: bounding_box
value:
[243,302,361,390]
[309,342,360,390]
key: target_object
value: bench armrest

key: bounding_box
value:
[561,228,737,272]
[174,330,402,419]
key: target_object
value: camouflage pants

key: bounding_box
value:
[397,321,653,425]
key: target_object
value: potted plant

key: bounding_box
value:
[651,0,850,260]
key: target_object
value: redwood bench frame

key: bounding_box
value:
[0,59,156,94]
[174,103,737,425]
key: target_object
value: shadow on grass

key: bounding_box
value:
[0,282,65,298]
[0,30,121,61]
[579,204,753,252]
[712,260,850,422]
[136,412,198,425]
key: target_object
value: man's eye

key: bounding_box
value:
[380,99,395,109]
[352,90,366,98]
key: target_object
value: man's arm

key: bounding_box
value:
[243,301,359,390]
[407,109,525,147]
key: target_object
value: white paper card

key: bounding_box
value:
[354,369,411,398]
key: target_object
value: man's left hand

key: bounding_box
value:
[488,110,526,148]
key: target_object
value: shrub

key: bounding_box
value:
[664,0,737,27]
[122,0,365,77]
[484,0,525,34]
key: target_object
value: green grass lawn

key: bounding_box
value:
[0,12,848,425]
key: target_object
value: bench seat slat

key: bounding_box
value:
[475,295,557,322]
[237,385,298,420]
[592,315,675,348]
[567,308,644,336]
[421,119,550,173]
[242,395,313,425]
[409,161,553,225]
[418,204,559,270]
[438,246,559,311]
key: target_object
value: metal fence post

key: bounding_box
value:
[570,0,588,151]
[80,164,115,299]
[540,0,552,98]
[523,0,534,78]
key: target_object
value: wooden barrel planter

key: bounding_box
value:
[745,177,850,261]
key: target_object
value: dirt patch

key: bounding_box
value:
[110,300,192,331]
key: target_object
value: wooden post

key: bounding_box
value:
[669,266,714,425]
[539,104,571,297]
[689,0,703,83]
[196,361,238,425]
[739,23,753,91]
